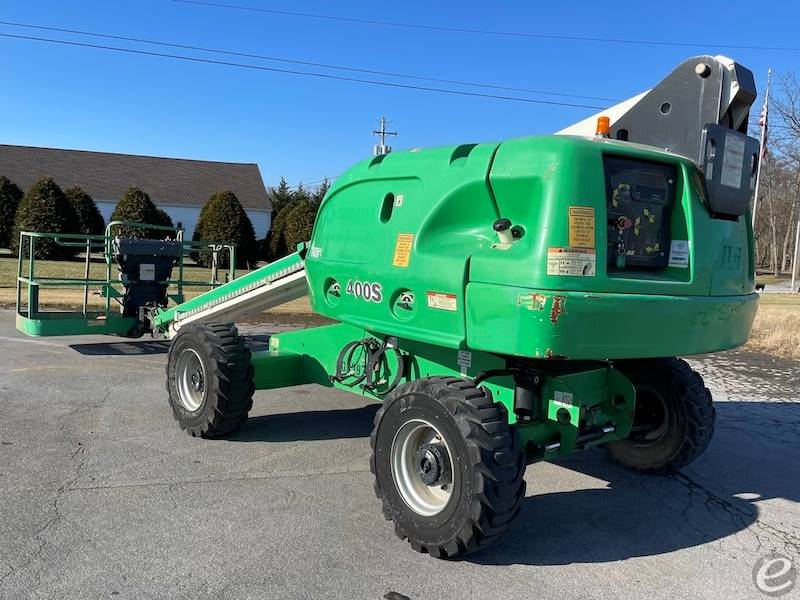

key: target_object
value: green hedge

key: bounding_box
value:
[266,202,292,261]
[282,199,317,256]
[11,178,80,259]
[193,190,257,268]
[65,186,105,236]
[264,181,324,261]
[110,187,171,239]
[0,176,23,248]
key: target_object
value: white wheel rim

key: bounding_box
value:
[390,418,454,516]
[176,348,206,412]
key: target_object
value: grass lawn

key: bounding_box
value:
[0,255,248,309]
[0,254,232,283]
[756,293,800,306]
[755,273,788,286]
[0,255,312,314]
[747,293,800,360]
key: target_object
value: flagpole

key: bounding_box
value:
[752,68,772,229]
[792,218,800,293]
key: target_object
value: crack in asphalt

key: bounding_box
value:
[0,376,119,587]
[0,442,89,587]
[673,472,800,560]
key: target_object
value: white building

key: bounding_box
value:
[0,144,271,239]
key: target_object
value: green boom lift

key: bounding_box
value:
[18,55,761,558]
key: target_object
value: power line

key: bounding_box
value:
[266,177,336,194]
[0,20,616,102]
[284,177,334,190]
[170,0,800,52]
[0,32,606,109]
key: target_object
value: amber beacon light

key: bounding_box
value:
[595,115,611,137]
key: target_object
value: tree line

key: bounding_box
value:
[0,173,330,268]
[754,72,800,278]
[0,175,260,264]
[263,177,328,261]
[0,177,112,260]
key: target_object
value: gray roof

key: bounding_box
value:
[0,144,270,211]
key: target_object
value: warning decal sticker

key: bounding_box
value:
[392,233,414,268]
[547,247,596,277]
[457,350,472,375]
[427,291,457,312]
[668,240,689,268]
[720,133,745,188]
[568,206,595,248]
[140,263,156,281]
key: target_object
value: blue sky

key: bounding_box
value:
[1,0,797,190]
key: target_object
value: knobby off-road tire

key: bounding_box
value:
[606,357,714,474]
[370,376,526,559]
[166,322,254,438]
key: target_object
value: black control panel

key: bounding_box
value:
[605,156,677,270]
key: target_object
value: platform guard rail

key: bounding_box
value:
[16,221,236,337]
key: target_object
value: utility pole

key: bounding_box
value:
[373,116,397,156]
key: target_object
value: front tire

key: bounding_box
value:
[166,322,254,438]
[606,357,714,473]
[370,377,526,559]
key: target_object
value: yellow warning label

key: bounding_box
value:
[568,206,595,248]
[392,233,414,267]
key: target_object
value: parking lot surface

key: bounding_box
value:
[0,310,798,599]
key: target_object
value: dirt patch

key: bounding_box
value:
[238,311,333,328]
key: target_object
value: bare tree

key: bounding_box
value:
[753,72,800,278]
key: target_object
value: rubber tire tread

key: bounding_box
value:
[607,357,714,474]
[166,322,254,438]
[370,376,526,559]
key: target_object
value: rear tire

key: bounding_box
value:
[370,376,526,559]
[166,322,254,438]
[606,357,714,474]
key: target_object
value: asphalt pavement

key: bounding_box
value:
[0,310,798,600]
